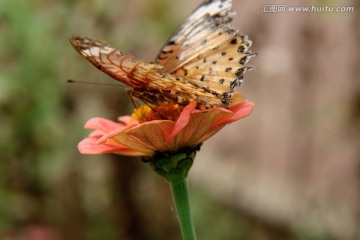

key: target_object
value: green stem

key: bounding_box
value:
[145,146,200,240]
[169,177,197,240]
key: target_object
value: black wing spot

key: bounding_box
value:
[228,57,234,61]
[235,68,244,77]
[219,79,225,84]
[227,29,236,35]
[237,46,245,53]
[230,38,237,45]
[225,67,232,72]
[239,56,248,65]
[200,75,206,81]
[162,89,171,94]
[221,51,227,56]
[184,68,189,76]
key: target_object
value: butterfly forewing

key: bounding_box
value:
[155,0,236,72]
[70,37,145,88]
[154,0,254,105]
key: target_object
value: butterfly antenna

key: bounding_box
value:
[67,79,126,87]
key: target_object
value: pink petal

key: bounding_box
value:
[96,124,135,144]
[84,117,122,132]
[118,115,135,124]
[78,137,148,156]
[213,101,255,127]
[170,108,231,147]
[166,101,197,142]
[79,137,125,154]
[89,130,107,137]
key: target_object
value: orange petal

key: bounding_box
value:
[116,120,176,152]
[230,93,245,106]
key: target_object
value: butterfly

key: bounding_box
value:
[70,0,255,110]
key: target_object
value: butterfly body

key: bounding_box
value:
[70,0,254,109]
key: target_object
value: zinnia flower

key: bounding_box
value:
[78,94,255,158]
[78,94,255,237]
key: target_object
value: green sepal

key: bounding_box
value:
[143,145,201,181]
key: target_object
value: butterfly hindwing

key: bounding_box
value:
[172,35,255,94]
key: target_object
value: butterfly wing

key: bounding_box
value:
[155,0,254,106]
[155,0,235,71]
[70,36,146,89]
[173,34,254,91]
[70,36,226,108]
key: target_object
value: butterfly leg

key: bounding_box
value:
[127,89,142,109]
[127,88,158,112]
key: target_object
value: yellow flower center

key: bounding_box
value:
[131,103,184,123]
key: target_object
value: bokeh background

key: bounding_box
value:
[0,0,359,239]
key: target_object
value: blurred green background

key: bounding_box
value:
[0,0,359,239]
